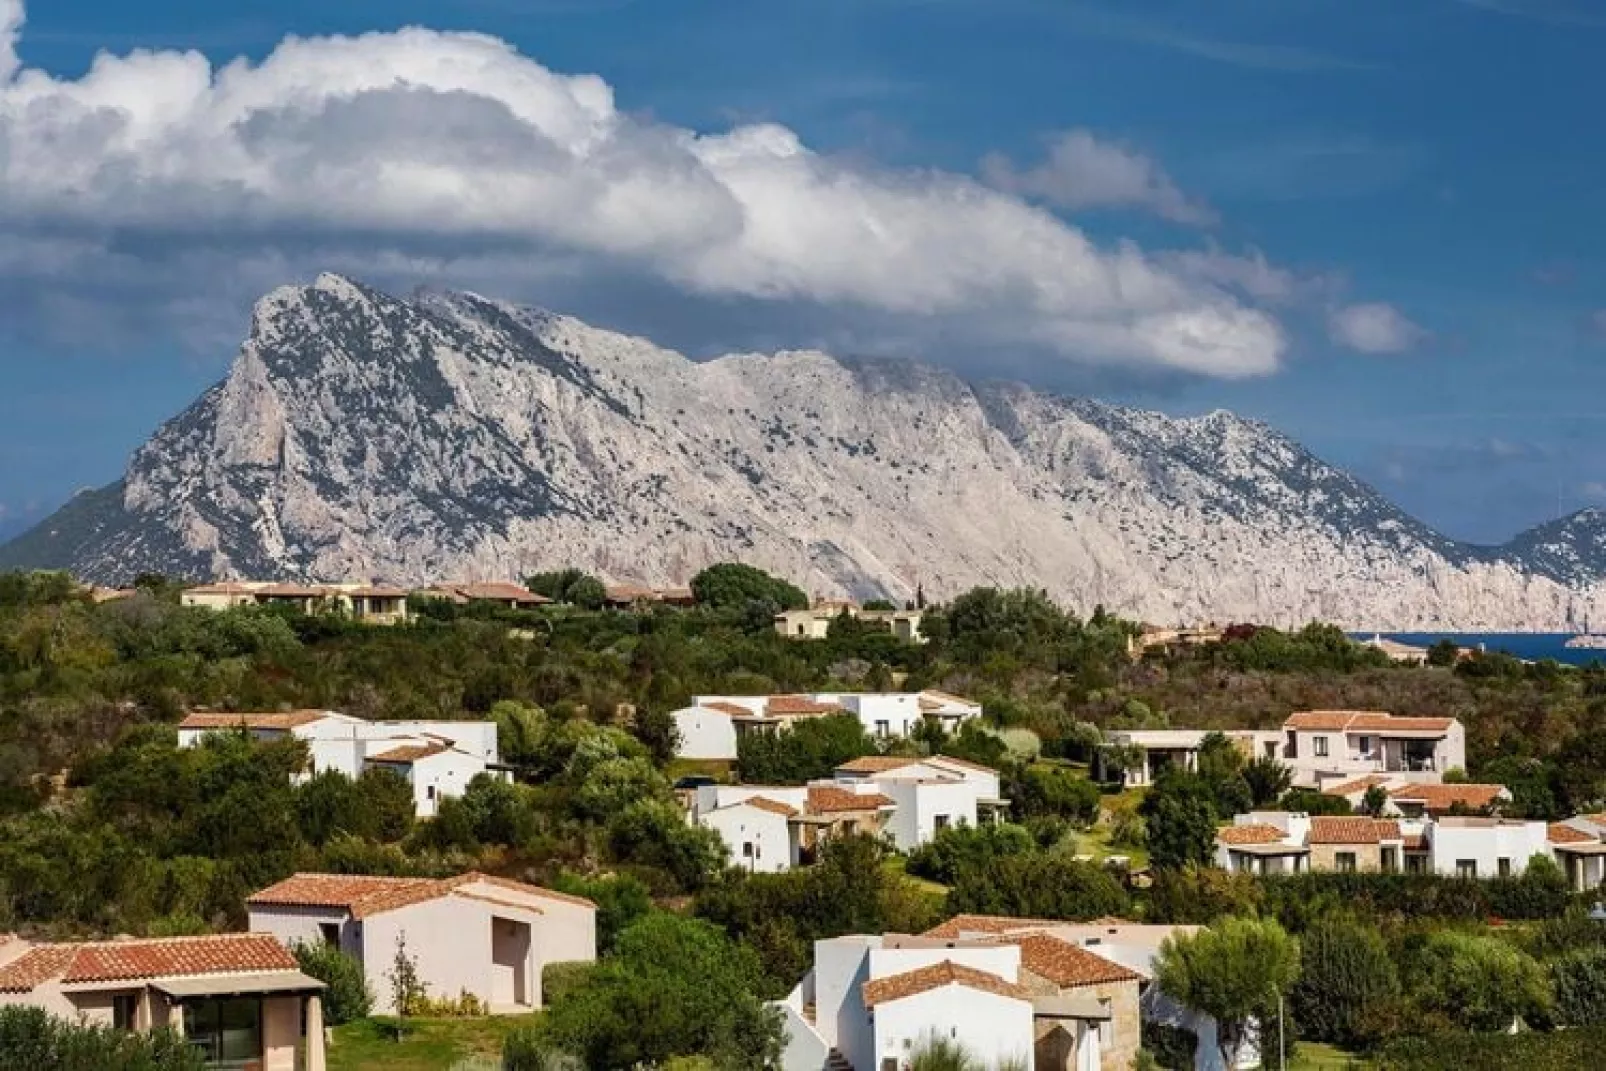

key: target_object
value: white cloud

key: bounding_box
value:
[0,3,1290,378]
[981,129,1215,225]
[1327,302,1428,355]
[0,0,21,82]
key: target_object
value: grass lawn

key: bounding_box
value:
[1288,1041,1369,1069]
[1080,784,1150,870]
[883,853,948,896]
[327,1016,532,1071]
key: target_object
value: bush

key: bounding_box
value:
[292,940,373,1025]
[906,822,1036,885]
[1289,918,1399,1048]
[1259,870,1579,925]
[1372,1027,1606,1070]
[0,1006,204,1070]
[1552,945,1606,1027]
[542,961,595,1008]
[1406,931,1552,1033]
[414,990,489,1017]
[1140,1021,1198,1070]
[945,851,1129,920]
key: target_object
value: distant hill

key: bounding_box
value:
[4,273,1604,630]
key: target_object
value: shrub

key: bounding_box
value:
[1552,945,1606,1027]
[414,990,489,1017]
[1372,1027,1606,1070]
[946,851,1129,920]
[0,1005,204,1070]
[542,961,595,1008]
[292,940,373,1025]
[1406,930,1552,1033]
[1140,1021,1198,1070]
[1289,918,1399,1049]
[906,822,1036,885]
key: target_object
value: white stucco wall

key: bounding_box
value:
[869,985,1032,1071]
[694,784,808,820]
[1428,821,1550,877]
[813,937,878,1051]
[879,779,979,851]
[248,904,360,960]
[361,896,508,1013]
[703,803,795,873]
[674,707,740,761]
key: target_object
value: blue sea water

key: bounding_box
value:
[1360,633,1606,667]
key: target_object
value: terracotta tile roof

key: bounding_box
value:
[1347,714,1454,733]
[0,935,295,992]
[738,796,800,818]
[247,874,445,919]
[932,755,1000,775]
[704,702,754,717]
[1403,834,1427,850]
[806,785,894,814]
[1308,817,1388,844]
[1550,823,1596,845]
[350,585,409,598]
[861,960,1029,1007]
[248,872,595,920]
[999,933,1143,989]
[179,710,330,731]
[1323,775,1392,796]
[1373,820,1402,840]
[455,582,549,604]
[367,742,453,764]
[185,582,258,595]
[1387,784,1505,812]
[836,755,922,774]
[1217,824,1287,846]
[1285,710,1367,730]
[765,695,844,716]
[256,583,334,598]
[922,915,1068,939]
[920,690,978,707]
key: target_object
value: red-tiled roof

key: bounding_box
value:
[836,755,922,774]
[702,701,753,717]
[249,870,594,918]
[367,742,452,764]
[1348,714,1454,733]
[766,696,844,716]
[1285,711,1367,730]
[1308,817,1388,844]
[861,960,1028,1007]
[806,785,894,814]
[1217,824,1287,846]
[738,796,800,818]
[1550,823,1596,845]
[1403,834,1427,850]
[0,935,295,992]
[920,690,978,707]
[1000,933,1143,988]
[1387,784,1505,812]
[179,710,330,731]
[454,583,549,604]
[1373,820,1402,840]
[1323,775,1392,796]
[922,915,1068,939]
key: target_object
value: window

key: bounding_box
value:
[183,998,262,1065]
[1456,859,1477,879]
[1313,736,1329,758]
[112,993,137,1031]
[1406,854,1428,875]
[1498,857,1512,878]
[427,785,436,801]
[1381,847,1397,873]
[933,815,950,833]
[741,841,754,858]
[874,720,890,736]
[1357,735,1372,756]
[319,922,340,947]
[797,625,806,636]
[1335,851,1357,873]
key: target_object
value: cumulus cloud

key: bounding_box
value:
[1327,302,1428,354]
[0,3,1291,378]
[981,130,1215,226]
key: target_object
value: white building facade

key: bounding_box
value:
[671,691,983,762]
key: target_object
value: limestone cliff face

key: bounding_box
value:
[8,273,1606,630]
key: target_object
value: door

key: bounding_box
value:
[491,917,532,1007]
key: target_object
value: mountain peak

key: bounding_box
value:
[5,276,1606,630]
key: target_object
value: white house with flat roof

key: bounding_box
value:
[177,710,509,817]
[1103,711,1466,791]
[671,691,983,762]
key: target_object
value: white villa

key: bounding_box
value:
[1215,811,1557,880]
[672,691,982,762]
[1102,710,1466,790]
[248,872,596,1015]
[177,710,509,818]
[774,605,927,643]
[690,754,1008,870]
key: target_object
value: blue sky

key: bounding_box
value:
[4,0,1606,544]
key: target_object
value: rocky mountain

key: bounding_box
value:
[4,273,1605,630]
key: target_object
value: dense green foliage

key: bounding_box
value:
[1405,930,1553,1032]
[906,822,1036,885]
[945,851,1130,920]
[526,569,607,610]
[689,564,807,613]
[527,914,784,1069]
[736,713,874,784]
[1373,1027,1606,1071]
[1288,918,1400,1049]
[0,1007,202,1071]
[292,940,373,1025]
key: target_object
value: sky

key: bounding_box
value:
[3,0,1606,545]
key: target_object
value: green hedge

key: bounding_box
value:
[1258,864,1575,924]
[1373,1027,1606,1070]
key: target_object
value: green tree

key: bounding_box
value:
[537,914,784,1069]
[907,823,1036,885]
[1277,788,1354,817]
[292,940,373,1025]
[689,564,807,613]
[1289,918,1399,1049]
[1426,638,1460,667]
[1361,785,1389,818]
[1139,772,1220,870]
[736,714,875,784]
[1156,917,1301,1071]
[945,851,1129,919]
[1242,755,1293,808]
[549,872,653,954]
[528,569,606,610]
[1008,763,1100,826]
[1408,931,1551,1033]
[0,1006,204,1070]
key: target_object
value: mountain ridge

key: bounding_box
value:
[4,273,1605,630]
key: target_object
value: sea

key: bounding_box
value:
[1357,633,1606,667]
